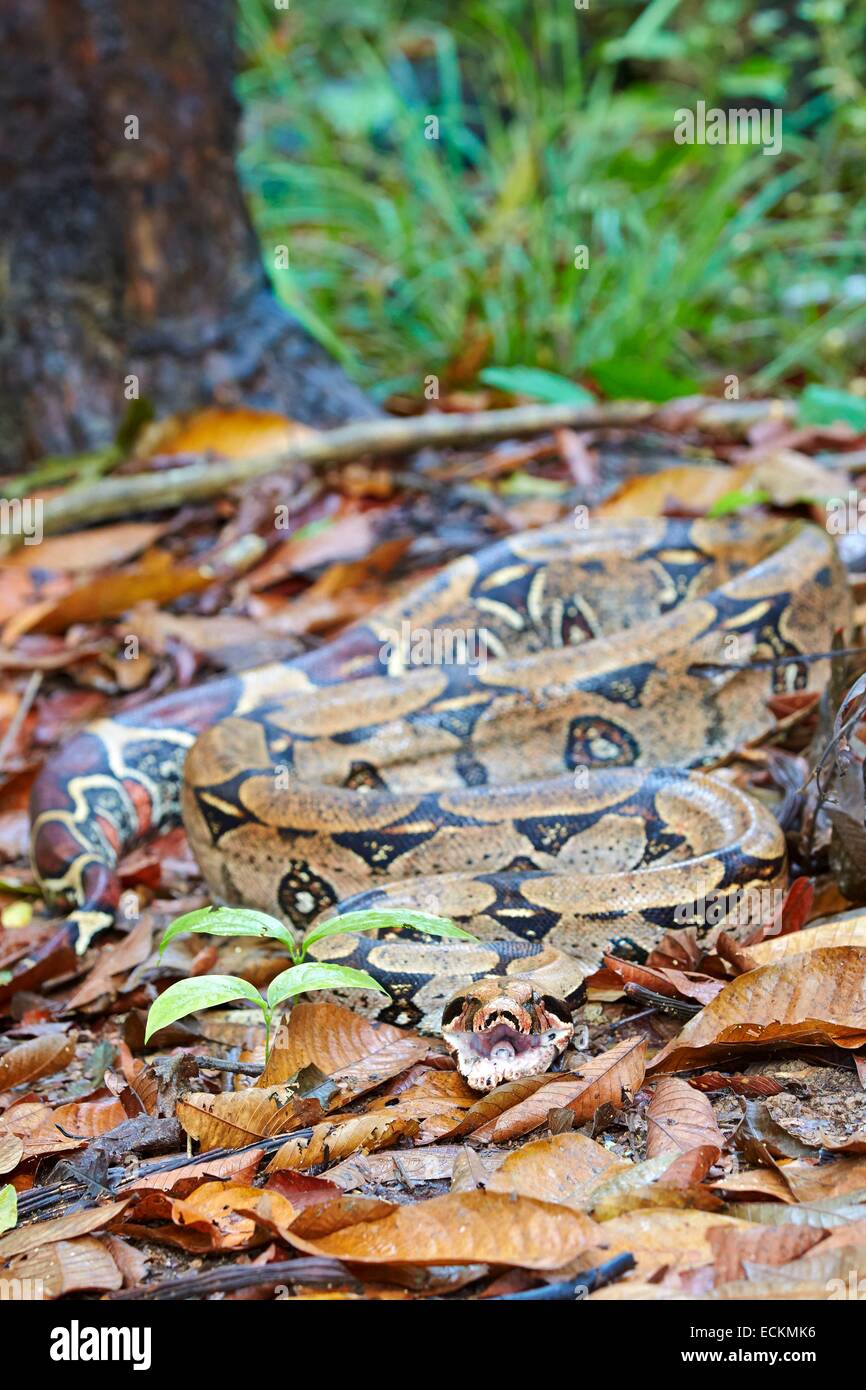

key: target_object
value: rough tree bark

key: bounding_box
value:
[0,0,376,471]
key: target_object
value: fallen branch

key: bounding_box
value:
[30,401,655,540]
[107,1256,359,1300]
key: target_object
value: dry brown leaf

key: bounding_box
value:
[649,948,866,1072]
[593,1210,748,1281]
[63,917,153,1010]
[1,1237,123,1299]
[369,1068,478,1142]
[780,1154,866,1204]
[151,406,313,458]
[267,1112,419,1174]
[16,552,217,638]
[169,1181,289,1251]
[646,1077,724,1162]
[118,1148,265,1194]
[0,1134,24,1174]
[327,1145,498,1191]
[467,1036,646,1143]
[286,1190,600,1269]
[47,1094,126,1140]
[710,1168,795,1203]
[1,521,166,574]
[484,1131,629,1209]
[0,1032,77,1091]
[599,464,752,518]
[260,1002,410,1082]
[707,1223,826,1283]
[0,1198,128,1260]
[176,1083,309,1150]
[743,913,866,968]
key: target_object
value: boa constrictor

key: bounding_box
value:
[30,515,848,1083]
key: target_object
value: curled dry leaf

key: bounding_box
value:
[267,1112,420,1174]
[463,1036,646,1144]
[286,1190,600,1270]
[649,948,866,1073]
[1,1237,123,1299]
[0,1032,77,1091]
[169,1181,295,1251]
[646,1077,724,1162]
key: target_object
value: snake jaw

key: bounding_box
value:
[441,976,574,1092]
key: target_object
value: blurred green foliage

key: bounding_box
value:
[237,0,866,401]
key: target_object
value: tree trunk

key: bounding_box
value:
[0,0,376,472]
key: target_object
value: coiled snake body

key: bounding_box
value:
[30,516,849,1078]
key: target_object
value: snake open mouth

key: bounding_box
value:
[441,976,574,1092]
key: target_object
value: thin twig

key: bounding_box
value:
[107,1257,359,1301]
[192,1055,264,1076]
[0,670,42,768]
[20,401,655,542]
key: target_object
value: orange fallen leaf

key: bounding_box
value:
[170,1181,294,1251]
[267,1112,419,1174]
[484,1131,629,1208]
[287,1190,600,1270]
[151,406,313,458]
[13,552,217,638]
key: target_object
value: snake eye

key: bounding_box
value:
[441,994,469,1026]
[540,994,572,1024]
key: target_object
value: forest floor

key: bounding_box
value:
[3,388,866,1299]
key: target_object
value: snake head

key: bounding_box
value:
[440,975,574,1092]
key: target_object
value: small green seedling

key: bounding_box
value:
[145,904,478,1057]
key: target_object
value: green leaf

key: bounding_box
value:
[0,1184,17,1235]
[144,975,266,1042]
[303,907,478,952]
[589,357,698,403]
[479,366,594,406]
[799,385,866,431]
[266,963,390,1011]
[158,906,297,957]
[706,486,771,518]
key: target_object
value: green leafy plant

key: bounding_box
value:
[145,904,477,1056]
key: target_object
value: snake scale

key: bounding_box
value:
[30,514,849,1077]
